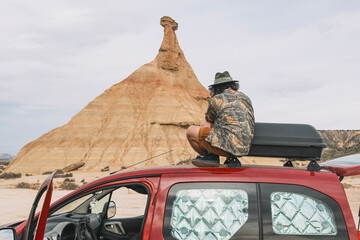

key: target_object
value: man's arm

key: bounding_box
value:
[205,97,218,123]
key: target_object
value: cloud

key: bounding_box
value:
[182,7,360,130]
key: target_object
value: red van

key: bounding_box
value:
[1,123,359,240]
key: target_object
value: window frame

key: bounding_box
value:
[163,182,259,240]
[260,183,349,240]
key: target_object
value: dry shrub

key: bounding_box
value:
[64,178,75,182]
[59,178,78,190]
[0,172,21,179]
[101,166,109,172]
[60,182,79,190]
[16,182,31,188]
[54,173,73,178]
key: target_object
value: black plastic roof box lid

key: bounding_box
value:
[248,122,327,160]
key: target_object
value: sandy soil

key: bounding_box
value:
[0,171,359,228]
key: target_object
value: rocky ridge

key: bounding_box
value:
[319,130,360,161]
[0,153,13,161]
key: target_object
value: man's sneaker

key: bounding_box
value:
[192,154,220,167]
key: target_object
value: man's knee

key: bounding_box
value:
[186,126,199,140]
[200,121,212,128]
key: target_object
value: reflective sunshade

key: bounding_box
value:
[271,192,337,235]
[170,189,248,240]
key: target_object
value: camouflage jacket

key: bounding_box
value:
[205,88,255,156]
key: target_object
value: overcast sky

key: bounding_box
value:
[1,0,359,155]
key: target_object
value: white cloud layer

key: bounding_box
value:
[0,0,359,155]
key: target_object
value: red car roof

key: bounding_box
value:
[81,164,341,195]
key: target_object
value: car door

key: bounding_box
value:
[23,171,56,240]
[43,175,159,240]
[99,182,152,240]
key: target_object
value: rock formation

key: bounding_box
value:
[319,130,360,161]
[7,16,209,174]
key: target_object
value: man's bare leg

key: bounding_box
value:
[186,121,213,156]
[187,122,220,167]
[186,125,207,156]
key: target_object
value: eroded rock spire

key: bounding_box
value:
[6,16,210,174]
[157,16,183,71]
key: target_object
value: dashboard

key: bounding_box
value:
[43,213,101,240]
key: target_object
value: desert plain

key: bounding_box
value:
[0,168,359,228]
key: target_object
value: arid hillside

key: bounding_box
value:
[319,130,360,161]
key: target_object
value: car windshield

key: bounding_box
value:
[50,188,115,216]
[51,194,93,216]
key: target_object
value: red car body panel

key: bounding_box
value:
[321,164,360,177]
[320,154,360,177]
[13,165,359,240]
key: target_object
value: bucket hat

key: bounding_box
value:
[209,71,238,87]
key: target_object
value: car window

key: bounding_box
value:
[270,192,337,235]
[172,189,248,239]
[110,186,148,218]
[163,182,259,240]
[261,183,349,240]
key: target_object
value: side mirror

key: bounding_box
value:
[0,228,16,240]
[107,201,116,218]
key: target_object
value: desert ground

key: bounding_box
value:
[0,169,359,228]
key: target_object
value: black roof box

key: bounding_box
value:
[248,123,327,160]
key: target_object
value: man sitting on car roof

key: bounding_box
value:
[186,71,255,167]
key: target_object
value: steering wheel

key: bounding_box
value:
[75,217,99,240]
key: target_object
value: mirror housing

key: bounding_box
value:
[107,201,116,218]
[0,228,16,240]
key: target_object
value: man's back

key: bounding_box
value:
[206,88,255,156]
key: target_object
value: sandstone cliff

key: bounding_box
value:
[7,16,209,174]
[319,130,360,161]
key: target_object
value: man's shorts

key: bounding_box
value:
[199,127,232,157]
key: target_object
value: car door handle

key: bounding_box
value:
[104,222,126,235]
